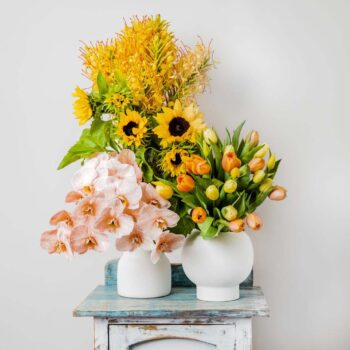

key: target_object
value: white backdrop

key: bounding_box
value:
[1,0,350,349]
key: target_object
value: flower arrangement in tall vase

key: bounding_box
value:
[40,15,215,298]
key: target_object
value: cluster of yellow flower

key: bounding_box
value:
[70,15,213,180]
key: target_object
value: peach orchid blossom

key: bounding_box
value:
[95,177,142,210]
[151,231,185,264]
[141,183,170,208]
[116,226,154,252]
[138,205,180,238]
[73,194,105,225]
[95,200,134,236]
[65,191,84,203]
[49,210,74,227]
[70,225,109,254]
[40,223,72,257]
[117,149,143,182]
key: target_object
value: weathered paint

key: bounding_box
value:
[109,321,252,350]
[73,286,269,319]
[105,260,254,288]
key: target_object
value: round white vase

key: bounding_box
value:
[182,230,254,301]
[117,249,171,298]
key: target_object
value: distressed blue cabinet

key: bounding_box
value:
[74,260,269,349]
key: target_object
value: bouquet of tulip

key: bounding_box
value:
[41,150,185,262]
[158,122,287,239]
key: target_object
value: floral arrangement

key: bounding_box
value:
[41,150,185,262]
[56,15,214,235]
[159,123,287,239]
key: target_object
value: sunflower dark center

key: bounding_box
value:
[171,153,182,165]
[123,121,138,136]
[169,117,190,137]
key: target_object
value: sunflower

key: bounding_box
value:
[153,100,206,147]
[116,110,148,147]
[162,147,189,177]
[72,87,92,125]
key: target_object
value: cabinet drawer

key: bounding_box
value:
[109,324,237,350]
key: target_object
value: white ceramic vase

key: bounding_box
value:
[117,249,171,298]
[182,230,254,301]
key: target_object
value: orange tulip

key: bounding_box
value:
[221,151,241,173]
[176,174,195,192]
[246,213,263,231]
[185,155,211,175]
[229,219,245,233]
[248,158,265,173]
[191,207,207,224]
[269,186,287,201]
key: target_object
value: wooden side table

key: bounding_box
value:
[74,260,269,349]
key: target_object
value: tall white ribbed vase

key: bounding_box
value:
[182,230,254,301]
[117,249,171,298]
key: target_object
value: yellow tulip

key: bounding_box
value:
[254,144,269,158]
[222,205,238,221]
[223,179,237,193]
[203,128,218,144]
[259,178,273,192]
[253,170,265,184]
[205,185,220,200]
[230,167,241,179]
[154,182,173,199]
[267,153,276,170]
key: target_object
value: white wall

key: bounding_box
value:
[1,0,349,349]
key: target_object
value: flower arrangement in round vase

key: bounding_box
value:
[159,124,287,301]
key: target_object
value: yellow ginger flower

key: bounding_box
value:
[72,87,92,125]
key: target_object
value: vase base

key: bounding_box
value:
[117,289,171,299]
[196,285,240,301]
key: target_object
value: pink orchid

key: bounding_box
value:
[151,231,185,264]
[49,210,74,227]
[95,200,134,236]
[141,183,170,208]
[95,177,142,210]
[40,223,72,257]
[116,226,154,252]
[65,191,84,203]
[117,149,142,182]
[137,205,180,238]
[70,225,109,254]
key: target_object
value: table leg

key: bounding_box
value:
[94,317,108,350]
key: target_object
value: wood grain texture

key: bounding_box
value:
[105,260,254,288]
[73,286,269,319]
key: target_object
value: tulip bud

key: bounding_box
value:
[267,153,276,170]
[253,170,265,184]
[269,186,287,201]
[254,144,269,158]
[246,130,259,147]
[202,141,210,157]
[203,128,218,144]
[246,213,263,231]
[176,174,195,192]
[222,151,241,173]
[248,158,265,173]
[259,178,273,193]
[205,185,220,200]
[229,218,245,233]
[224,145,235,153]
[230,167,241,179]
[154,182,173,200]
[223,179,237,193]
[222,205,238,221]
[191,207,207,224]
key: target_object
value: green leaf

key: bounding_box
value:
[57,128,107,170]
[179,193,199,209]
[232,121,245,152]
[212,143,224,179]
[241,144,264,163]
[214,207,223,220]
[172,216,195,235]
[195,187,208,211]
[198,216,214,234]
[237,194,246,218]
[97,71,108,96]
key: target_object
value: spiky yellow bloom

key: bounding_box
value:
[72,87,92,125]
[105,92,131,113]
[116,110,148,147]
[154,100,206,147]
[162,147,189,177]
